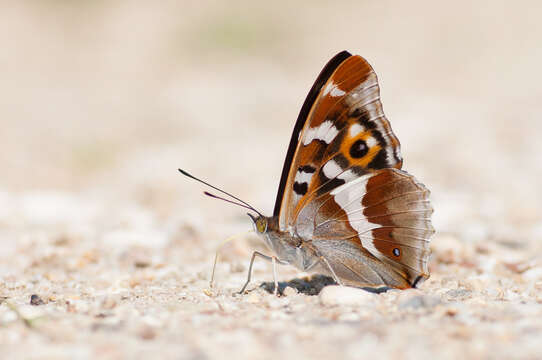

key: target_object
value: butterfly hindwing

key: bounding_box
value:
[306,168,434,285]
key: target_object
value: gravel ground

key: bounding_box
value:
[1,2,542,359]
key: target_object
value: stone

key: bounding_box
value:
[319,285,378,306]
[282,286,298,297]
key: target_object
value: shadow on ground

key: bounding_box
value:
[259,275,393,295]
[259,275,336,296]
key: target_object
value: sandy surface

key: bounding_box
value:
[1,2,542,359]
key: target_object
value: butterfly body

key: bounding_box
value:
[250,215,321,273]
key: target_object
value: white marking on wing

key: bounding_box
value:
[322,83,333,96]
[303,120,339,146]
[344,73,378,105]
[337,169,358,182]
[380,130,397,164]
[395,143,402,162]
[386,145,394,165]
[366,136,377,148]
[329,174,380,255]
[322,122,339,144]
[349,123,364,137]
[295,170,313,184]
[322,82,346,97]
[330,87,345,97]
[322,160,342,179]
[330,175,369,195]
[303,127,318,145]
[316,121,332,142]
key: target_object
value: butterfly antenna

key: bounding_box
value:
[203,192,261,215]
[178,168,262,216]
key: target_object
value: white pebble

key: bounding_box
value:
[282,286,298,297]
[319,285,378,306]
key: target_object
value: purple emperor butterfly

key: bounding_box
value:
[181,50,434,292]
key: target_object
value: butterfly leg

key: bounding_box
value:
[319,255,343,286]
[209,230,253,289]
[239,251,285,295]
[239,251,269,294]
[271,256,280,296]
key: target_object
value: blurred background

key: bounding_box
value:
[2,1,541,223]
[1,1,542,358]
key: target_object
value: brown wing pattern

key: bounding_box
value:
[299,168,434,286]
[277,54,402,230]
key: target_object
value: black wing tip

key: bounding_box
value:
[323,51,352,73]
[335,50,352,58]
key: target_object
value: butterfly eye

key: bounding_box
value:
[392,248,401,257]
[349,139,369,158]
[256,218,267,233]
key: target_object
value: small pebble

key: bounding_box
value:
[319,285,377,306]
[444,307,459,317]
[134,260,151,268]
[282,286,298,297]
[138,325,157,340]
[30,294,45,306]
[444,288,472,301]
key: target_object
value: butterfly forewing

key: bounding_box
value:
[276,53,403,231]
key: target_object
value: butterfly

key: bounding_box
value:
[180,50,434,294]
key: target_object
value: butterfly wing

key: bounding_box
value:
[273,51,434,287]
[274,51,403,230]
[305,168,434,287]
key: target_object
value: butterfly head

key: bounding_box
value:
[247,213,268,234]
